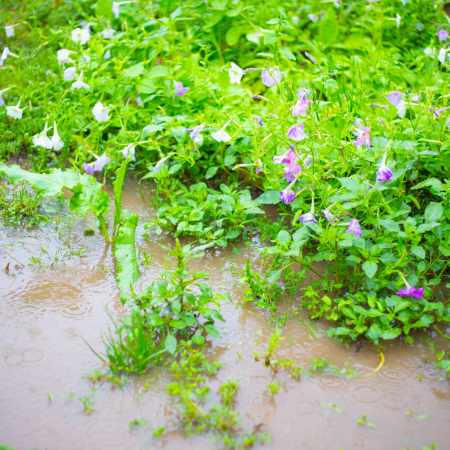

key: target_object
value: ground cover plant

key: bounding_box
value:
[1,0,450,447]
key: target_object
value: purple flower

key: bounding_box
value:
[284,159,302,182]
[261,67,281,87]
[299,212,317,224]
[353,127,371,149]
[273,149,294,165]
[189,123,205,140]
[122,144,135,161]
[292,95,313,117]
[254,115,264,127]
[173,81,189,97]
[305,52,316,64]
[376,152,393,182]
[370,103,386,109]
[280,188,296,204]
[387,91,403,107]
[438,29,449,41]
[256,159,262,174]
[82,153,111,176]
[430,106,450,118]
[346,219,362,238]
[287,123,308,141]
[396,286,424,299]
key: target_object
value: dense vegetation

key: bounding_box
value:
[2,0,450,445]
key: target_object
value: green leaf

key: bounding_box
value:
[225,26,242,46]
[379,219,400,233]
[164,334,177,354]
[424,202,443,221]
[338,177,359,193]
[206,166,219,179]
[141,124,163,138]
[113,157,130,240]
[362,261,378,278]
[147,65,169,78]
[225,230,241,239]
[169,319,186,329]
[264,33,278,45]
[279,47,296,61]
[256,190,280,204]
[277,230,291,245]
[380,329,401,340]
[318,8,339,45]
[122,63,145,78]
[204,323,220,338]
[114,210,140,292]
[171,127,185,143]
[411,245,426,259]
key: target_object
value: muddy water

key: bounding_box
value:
[1,179,449,450]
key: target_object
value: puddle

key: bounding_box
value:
[1,178,450,450]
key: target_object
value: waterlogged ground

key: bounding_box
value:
[1,180,450,450]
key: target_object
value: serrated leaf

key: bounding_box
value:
[264,33,278,45]
[114,210,140,292]
[279,47,296,61]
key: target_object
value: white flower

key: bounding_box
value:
[194,133,204,146]
[307,14,319,22]
[71,70,90,90]
[71,28,90,45]
[0,47,18,66]
[439,48,448,64]
[104,50,111,60]
[229,62,245,84]
[211,130,231,142]
[51,122,64,151]
[33,122,52,149]
[92,102,110,122]
[64,67,77,81]
[57,49,75,65]
[396,14,401,28]
[112,2,133,19]
[396,100,408,118]
[424,47,436,59]
[83,53,91,63]
[101,27,116,39]
[6,100,23,119]
[5,24,19,37]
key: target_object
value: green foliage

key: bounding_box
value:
[122,239,227,343]
[0,182,48,227]
[166,341,270,448]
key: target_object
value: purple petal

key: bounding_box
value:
[387,91,403,107]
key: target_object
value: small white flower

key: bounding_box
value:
[104,50,111,60]
[64,67,77,81]
[0,47,18,66]
[396,14,401,28]
[211,129,231,143]
[92,102,110,122]
[194,133,204,146]
[397,100,408,118]
[57,49,76,65]
[211,118,233,143]
[307,14,319,22]
[0,87,11,107]
[6,99,23,119]
[33,122,52,149]
[424,47,436,59]
[71,28,90,45]
[51,122,64,151]
[5,24,19,37]
[229,62,245,84]
[439,48,448,64]
[71,70,90,90]
[101,27,116,39]
[83,53,91,63]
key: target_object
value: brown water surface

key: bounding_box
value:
[1,179,449,450]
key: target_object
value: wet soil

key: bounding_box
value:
[1,178,449,450]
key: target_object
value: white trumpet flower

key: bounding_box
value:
[33,122,52,149]
[71,70,90,90]
[51,122,64,151]
[71,27,90,45]
[64,67,77,81]
[5,24,20,37]
[6,99,23,119]
[92,102,110,122]
[57,49,76,65]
